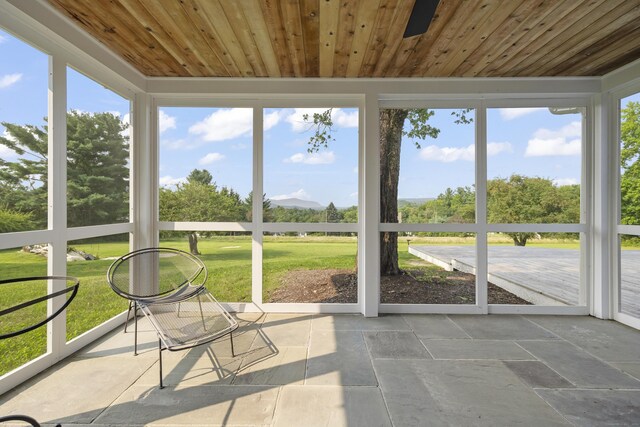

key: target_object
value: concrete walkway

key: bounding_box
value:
[2,314,640,426]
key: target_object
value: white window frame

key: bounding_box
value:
[378,97,591,315]
[154,98,364,314]
[612,83,640,330]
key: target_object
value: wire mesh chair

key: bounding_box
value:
[107,247,238,388]
[0,275,79,427]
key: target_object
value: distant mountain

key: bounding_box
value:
[398,197,434,207]
[269,198,324,210]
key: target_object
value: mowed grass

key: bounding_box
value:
[0,250,49,377]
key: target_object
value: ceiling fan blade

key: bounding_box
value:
[403,0,441,38]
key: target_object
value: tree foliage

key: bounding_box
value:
[187,169,213,185]
[326,202,341,222]
[0,208,35,233]
[621,101,640,225]
[66,111,129,227]
[244,191,273,222]
[304,107,472,275]
[159,169,246,254]
[0,111,129,231]
[400,186,475,224]
[399,175,580,246]
[487,175,579,246]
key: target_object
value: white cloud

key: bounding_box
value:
[553,178,579,186]
[499,108,544,120]
[159,110,176,134]
[285,108,324,133]
[350,192,358,198]
[333,109,359,128]
[264,110,282,130]
[1,129,18,161]
[162,138,192,150]
[487,142,513,156]
[285,108,358,133]
[420,145,474,162]
[189,108,252,141]
[159,175,186,187]
[198,152,225,165]
[525,121,581,157]
[271,188,310,200]
[419,142,511,162]
[2,129,16,142]
[0,144,17,160]
[0,73,22,89]
[0,34,6,44]
[284,151,335,164]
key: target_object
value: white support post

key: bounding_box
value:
[475,104,488,313]
[252,107,264,305]
[47,56,67,355]
[362,93,380,317]
[131,93,156,294]
[592,92,614,319]
[132,93,156,250]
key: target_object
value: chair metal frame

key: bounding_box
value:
[109,247,208,356]
[107,247,238,388]
[0,275,78,427]
[0,276,79,339]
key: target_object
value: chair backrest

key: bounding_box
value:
[107,247,207,300]
[0,276,79,340]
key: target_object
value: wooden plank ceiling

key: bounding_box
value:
[46,0,640,78]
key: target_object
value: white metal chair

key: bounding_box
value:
[107,247,238,388]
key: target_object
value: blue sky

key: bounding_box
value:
[2,28,640,210]
[159,107,359,207]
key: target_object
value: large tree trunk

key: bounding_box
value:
[510,232,530,247]
[380,109,408,275]
[188,232,200,255]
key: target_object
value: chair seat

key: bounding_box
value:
[139,288,238,351]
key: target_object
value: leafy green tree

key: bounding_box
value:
[305,108,471,275]
[66,111,129,226]
[620,101,640,225]
[159,169,245,254]
[0,208,35,233]
[244,192,273,222]
[325,202,341,223]
[187,169,213,185]
[487,175,579,246]
[341,206,358,223]
[0,120,49,228]
[0,111,129,231]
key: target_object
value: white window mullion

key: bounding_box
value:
[476,103,488,313]
[363,93,380,317]
[253,107,264,305]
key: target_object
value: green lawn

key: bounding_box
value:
[0,233,593,375]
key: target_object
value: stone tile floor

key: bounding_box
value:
[2,314,640,426]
